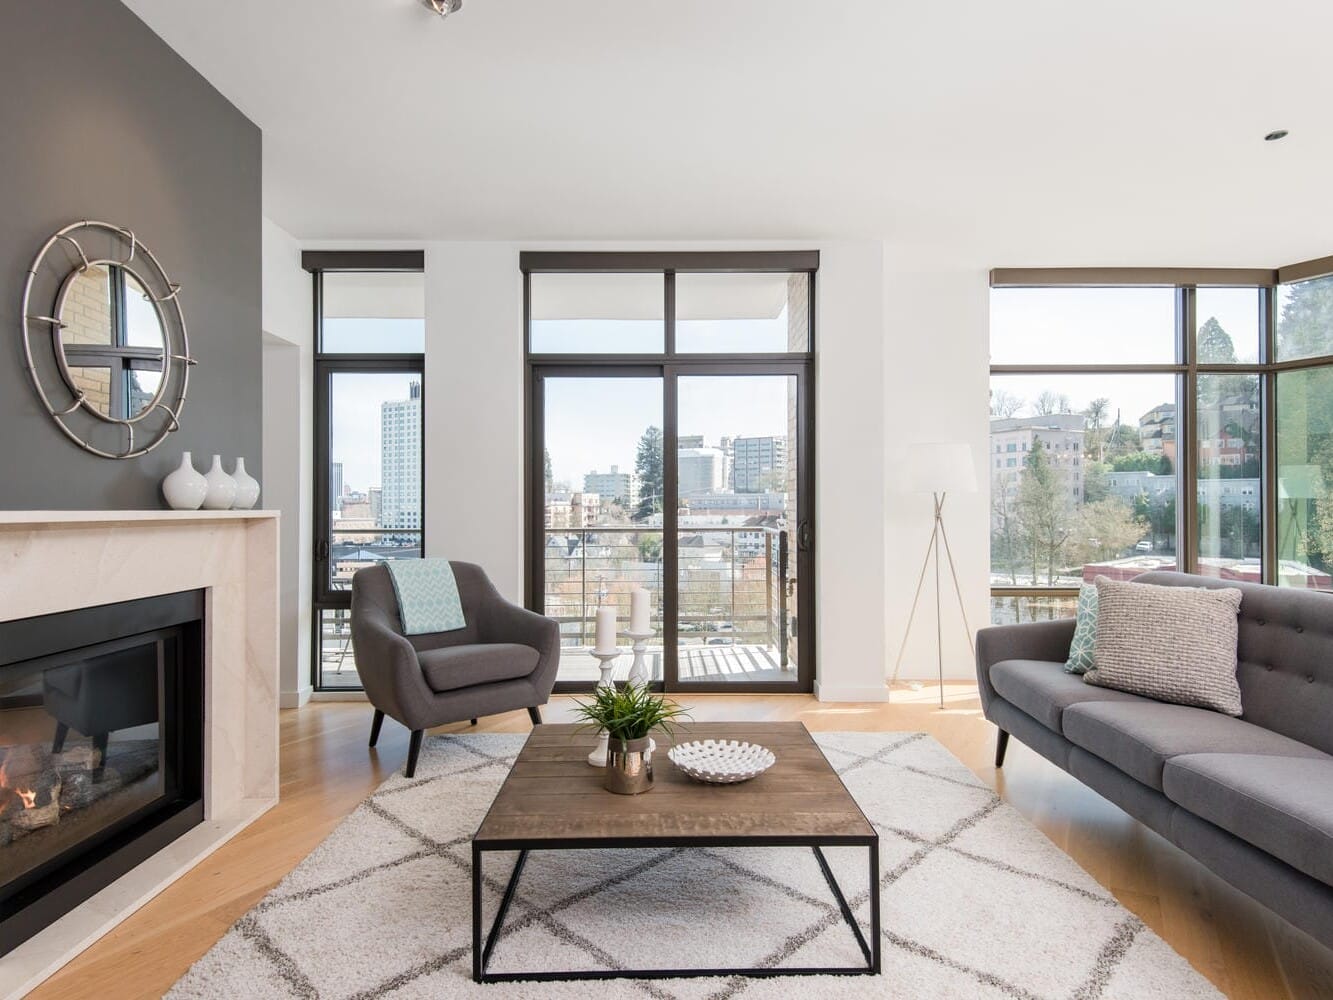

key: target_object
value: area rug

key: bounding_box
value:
[168,732,1222,999]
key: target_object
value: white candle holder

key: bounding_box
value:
[620,629,656,687]
[586,648,621,767]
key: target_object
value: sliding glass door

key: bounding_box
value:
[524,253,817,693]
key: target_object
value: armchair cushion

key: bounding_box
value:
[419,643,540,693]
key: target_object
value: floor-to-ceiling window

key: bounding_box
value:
[524,253,816,692]
[989,259,1333,622]
[306,253,426,690]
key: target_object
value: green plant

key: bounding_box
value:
[572,683,690,748]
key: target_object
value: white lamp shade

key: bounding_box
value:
[898,442,977,495]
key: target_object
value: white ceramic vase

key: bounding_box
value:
[202,454,238,510]
[162,452,208,510]
[231,457,261,510]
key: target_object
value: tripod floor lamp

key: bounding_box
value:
[890,442,977,708]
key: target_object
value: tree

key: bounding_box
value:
[1033,390,1072,416]
[1112,451,1170,475]
[1016,440,1072,584]
[1197,317,1238,364]
[1084,397,1111,462]
[1068,497,1146,567]
[990,389,1023,418]
[633,426,664,522]
[636,534,662,562]
[1083,460,1111,503]
[543,447,553,492]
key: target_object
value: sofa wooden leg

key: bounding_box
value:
[369,709,385,748]
[995,729,1010,768]
[470,718,478,726]
[52,721,69,754]
[405,729,424,778]
[527,705,542,726]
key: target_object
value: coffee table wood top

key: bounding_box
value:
[473,722,876,847]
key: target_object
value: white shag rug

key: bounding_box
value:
[169,732,1222,999]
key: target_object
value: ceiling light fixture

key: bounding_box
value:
[1264,130,1289,142]
[420,0,462,17]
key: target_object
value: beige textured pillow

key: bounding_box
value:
[1085,576,1244,716]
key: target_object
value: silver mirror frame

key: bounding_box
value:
[21,220,194,459]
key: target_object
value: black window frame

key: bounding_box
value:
[304,251,426,693]
[989,259,1333,617]
[522,250,819,694]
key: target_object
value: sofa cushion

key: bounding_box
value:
[418,643,539,693]
[989,659,1147,733]
[1061,701,1329,790]
[1086,576,1244,716]
[1163,754,1333,886]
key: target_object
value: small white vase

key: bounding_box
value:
[162,452,207,510]
[231,457,260,510]
[202,454,238,510]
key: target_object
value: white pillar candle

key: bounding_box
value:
[629,587,651,634]
[594,605,618,654]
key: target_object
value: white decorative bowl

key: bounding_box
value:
[668,740,776,784]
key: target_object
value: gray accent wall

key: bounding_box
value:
[0,1,261,509]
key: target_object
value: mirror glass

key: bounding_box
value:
[58,264,167,419]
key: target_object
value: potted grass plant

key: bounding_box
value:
[573,683,690,794]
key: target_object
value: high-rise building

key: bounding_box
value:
[583,464,639,508]
[381,381,422,531]
[368,487,382,525]
[678,447,726,497]
[331,462,344,504]
[989,414,1086,528]
[731,435,787,493]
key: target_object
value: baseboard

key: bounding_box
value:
[812,680,892,703]
[308,689,369,703]
[280,686,313,709]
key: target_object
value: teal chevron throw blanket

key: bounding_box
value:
[384,559,466,635]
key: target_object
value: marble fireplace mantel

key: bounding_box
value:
[0,510,280,998]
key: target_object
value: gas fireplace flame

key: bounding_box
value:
[16,787,36,809]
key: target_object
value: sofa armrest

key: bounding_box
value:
[975,618,1076,715]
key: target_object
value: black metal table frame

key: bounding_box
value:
[471,834,881,983]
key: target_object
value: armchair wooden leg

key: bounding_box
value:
[405,729,424,779]
[369,709,385,748]
[52,721,69,754]
[527,705,542,726]
[995,729,1010,768]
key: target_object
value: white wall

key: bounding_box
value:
[261,217,314,707]
[287,236,980,698]
[882,257,992,682]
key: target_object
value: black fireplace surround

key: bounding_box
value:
[0,591,204,956]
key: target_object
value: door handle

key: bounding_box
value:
[798,520,812,552]
[317,538,330,562]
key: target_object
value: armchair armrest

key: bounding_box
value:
[478,598,561,703]
[351,608,436,728]
[975,618,1076,714]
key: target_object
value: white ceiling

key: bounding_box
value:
[123,0,1333,265]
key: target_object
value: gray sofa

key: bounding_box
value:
[351,561,560,777]
[977,570,1333,950]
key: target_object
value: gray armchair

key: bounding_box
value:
[350,561,560,777]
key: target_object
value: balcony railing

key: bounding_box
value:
[542,525,791,667]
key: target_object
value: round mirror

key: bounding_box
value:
[55,262,168,421]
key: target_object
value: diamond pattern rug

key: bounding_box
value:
[168,732,1222,999]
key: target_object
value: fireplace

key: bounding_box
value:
[0,590,204,956]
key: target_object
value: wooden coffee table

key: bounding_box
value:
[471,721,880,983]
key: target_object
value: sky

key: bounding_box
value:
[990,286,1263,425]
[543,374,793,489]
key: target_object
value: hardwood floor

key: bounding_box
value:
[28,686,1333,999]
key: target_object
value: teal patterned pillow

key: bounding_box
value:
[1064,583,1098,674]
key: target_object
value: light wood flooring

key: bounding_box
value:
[27,685,1333,999]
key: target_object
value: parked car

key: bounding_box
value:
[706,637,735,646]
[1135,539,1153,553]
